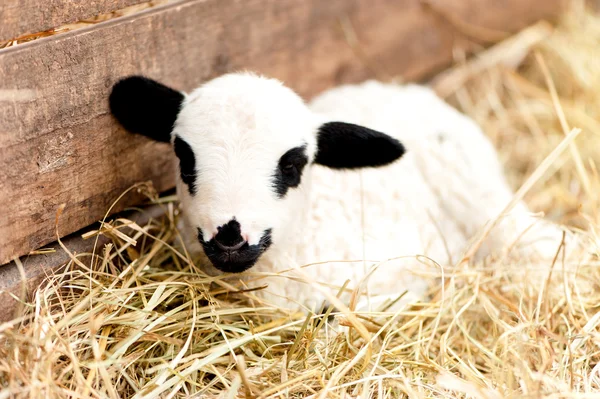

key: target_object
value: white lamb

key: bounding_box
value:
[109,72,572,312]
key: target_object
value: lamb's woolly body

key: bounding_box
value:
[176,77,571,311]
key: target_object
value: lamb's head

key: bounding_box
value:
[109,72,405,273]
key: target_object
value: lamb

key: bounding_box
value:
[109,72,573,312]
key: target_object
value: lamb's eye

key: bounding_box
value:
[281,164,295,173]
[273,144,309,198]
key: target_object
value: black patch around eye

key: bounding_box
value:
[173,136,197,195]
[272,144,309,198]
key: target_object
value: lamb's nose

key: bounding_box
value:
[214,219,246,252]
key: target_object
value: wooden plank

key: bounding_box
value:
[0,0,563,266]
[0,0,148,42]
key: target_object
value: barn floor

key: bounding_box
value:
[1,4,600,398]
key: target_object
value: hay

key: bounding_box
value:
[2,4,600,398]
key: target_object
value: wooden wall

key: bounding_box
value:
[0,0,148,42]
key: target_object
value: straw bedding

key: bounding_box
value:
[1,4,600,398]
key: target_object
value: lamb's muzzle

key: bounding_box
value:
[198,222,273,273]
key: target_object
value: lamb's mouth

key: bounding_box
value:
[198,228,273,273]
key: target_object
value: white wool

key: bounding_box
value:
[175,74,574,312]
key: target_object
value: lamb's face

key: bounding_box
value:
[173,75,318,272]
[109,72,406,274]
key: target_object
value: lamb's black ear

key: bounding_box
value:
[109,76,184,143]
[314,122,405,169]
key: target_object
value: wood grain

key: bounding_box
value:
[0,0,148,42]
[0,0,563,266]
